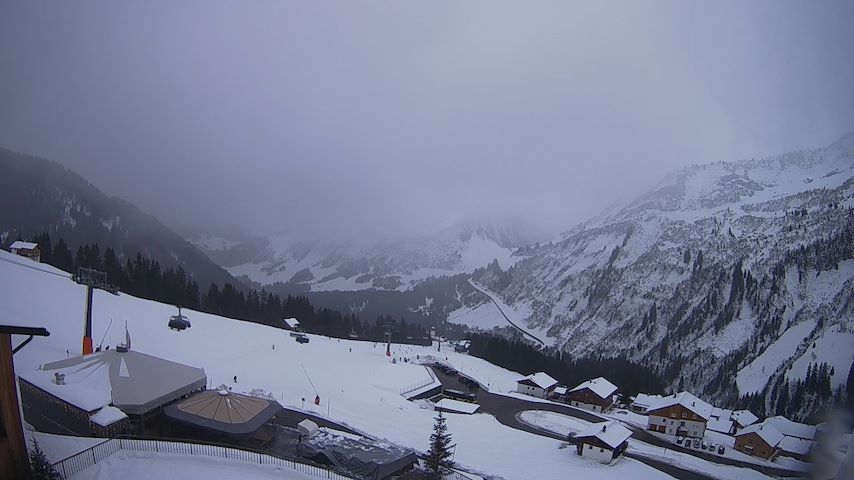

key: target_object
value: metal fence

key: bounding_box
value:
[52,437,354,480]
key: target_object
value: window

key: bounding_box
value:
[682,412,687,418]
[588,445,592,450]
[671,413,677,418]
[680,421,685,426]
[600,448,604,453]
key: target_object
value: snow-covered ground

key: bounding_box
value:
[70,451,319,480]
[736,319,817,394]
[3,250,668,480]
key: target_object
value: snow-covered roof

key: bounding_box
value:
[554,386,568,396]
[575,421,632,449]
[736,423,785,448]
[707,417,734,434]
[778,436,813,456]
[631,393,663,408]
[518,372,558,390]
[20,349,207,415]
[90,406,128,427]
[569,377,618,399]
[763,416,817,440]
[298,419,320,437]
[283,318,300,328]
[646,391,713,420]
[435,398,480,414]
[731,410,759,428]
[10,241,38,250]
[710,407,733,420]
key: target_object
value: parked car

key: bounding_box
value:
[717,445,726,455]
[295,335,309,344]
[692,438,701,448]
[676,436,685,445]
[708,443,716,452]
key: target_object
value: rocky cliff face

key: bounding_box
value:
[471,135,854,413]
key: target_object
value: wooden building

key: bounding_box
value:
[646,391,712,438]
[574,421,632,463]
[516,372,558,398]
[734,423,784,460]
[566,377,617,412]
[8,241,40,263]
[1,325,49,480]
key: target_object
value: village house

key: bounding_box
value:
[8,241,40,262]
[646,391,712,438]
[516,372,558,398]
[551,385,568,401]
[282,318,301,331]
[734,423,785,460]
[566,377,618,412]
[574,420,632,463]
[629,393,663,414]
[731,409,759,431]
[734,416,815,461]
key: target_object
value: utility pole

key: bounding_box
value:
[72,267,118,354]
[383,319,395,357]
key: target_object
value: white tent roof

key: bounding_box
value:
[569,377,617,399]
[576,421,632,449]
[646,391,713,420]
[20,349,207,415]
[518,372,558,390]
[736,423,785,448]
[10,241,38,250]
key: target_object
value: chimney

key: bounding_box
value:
[54,372,65,385]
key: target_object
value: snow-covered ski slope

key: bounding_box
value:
[2,250,668,480]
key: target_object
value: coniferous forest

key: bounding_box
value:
[27,232,431,345]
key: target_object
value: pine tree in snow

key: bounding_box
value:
[29,439,62,480]
[425,411,454,479]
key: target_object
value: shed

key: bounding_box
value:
[9,241,40,262]
[516,372,558,398]
[566,377,618,412]
[434,398,480,415]
[298,419,320,438]
[574,421,632,463]
[283,318,301,331]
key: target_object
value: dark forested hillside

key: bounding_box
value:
[0,148,236,289]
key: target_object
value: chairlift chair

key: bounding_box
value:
[168,306,191,331]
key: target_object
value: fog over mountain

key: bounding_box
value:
[1,1,853,240]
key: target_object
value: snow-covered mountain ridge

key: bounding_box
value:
[470,134,854,417]
[192,219,545,292]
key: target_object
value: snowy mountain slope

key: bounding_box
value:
[467,134,854,414]
[193,218,544,292]
[0,148,238,288]
[2,250,671,480]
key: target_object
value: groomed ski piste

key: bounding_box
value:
[3,249,769,480]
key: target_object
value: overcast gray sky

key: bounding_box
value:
[2,1,853,240]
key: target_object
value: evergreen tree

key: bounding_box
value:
[29,439,62,480]
[425,412,454,479]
